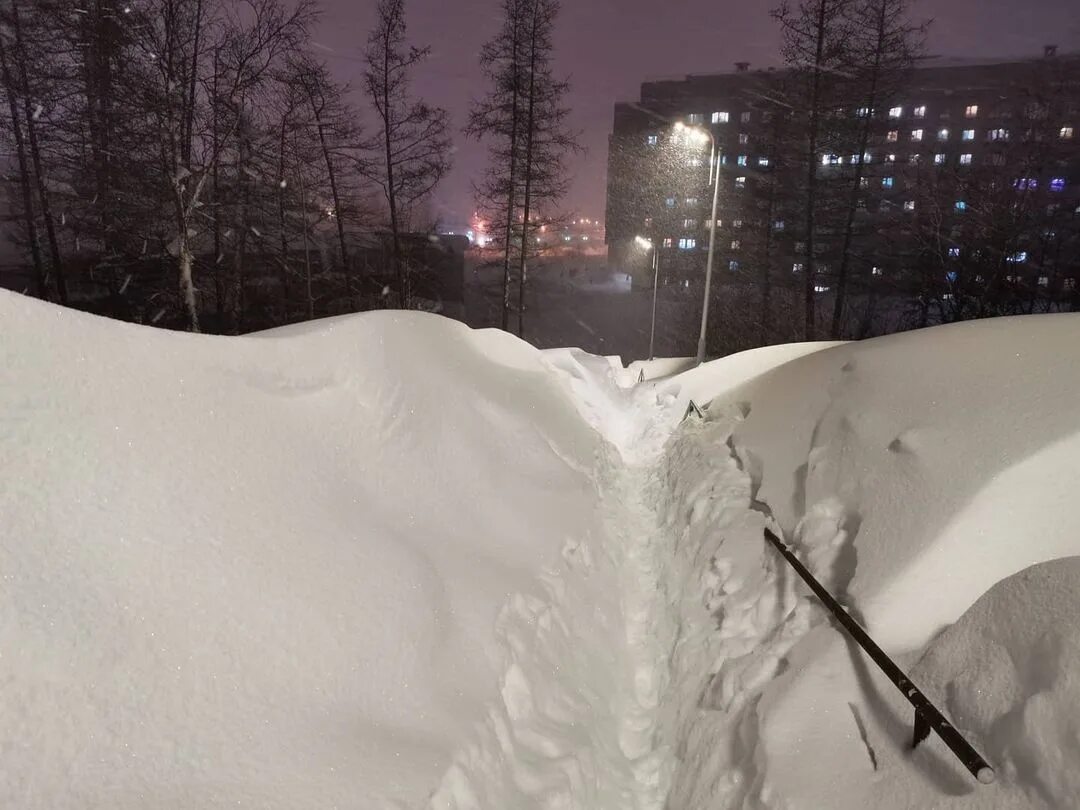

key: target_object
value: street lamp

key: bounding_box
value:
[635,235,660,359]
[674,121,721,365]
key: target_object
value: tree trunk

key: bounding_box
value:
[211,48,224,316]
[802,0,828,341]
[0,24,46,298]
[178,239,200,332]
[11,0,66,303]
[278,111,291,323]
[517,3,539,339]
[831,0,887,339]
[309,91,353,306]
[181,0,203,168]
[500,8,522,332]
[295,133,315,320]
[381,41,405,308]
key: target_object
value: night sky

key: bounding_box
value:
[310,0,1080,225]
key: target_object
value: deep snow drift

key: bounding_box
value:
[656,314,1080,809]
[4,291,1080,810]
[0,292,612,808]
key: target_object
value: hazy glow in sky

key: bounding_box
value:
[310,0,1080,223]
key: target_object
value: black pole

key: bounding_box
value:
[763,527,995,785]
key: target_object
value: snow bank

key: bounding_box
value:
[658,313,1080,809]
[0,291,607,809]
[905,557,1080,808]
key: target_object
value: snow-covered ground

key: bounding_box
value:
[3,289,1080,809]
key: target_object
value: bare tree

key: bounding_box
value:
[772,0,853,339]
[828,0,926,338]
[363,0,452,308]
[0,12,45,297]
[466,0,527,331]
[467,0,579,336]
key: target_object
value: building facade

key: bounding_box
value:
[605,49,1080,339]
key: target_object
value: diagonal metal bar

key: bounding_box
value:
[763,526,995,785]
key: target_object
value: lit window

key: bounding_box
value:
[665,197,676,208]
[773,219,785,230]
[1039,276,1049,287]
[934,153,946,165]
[850,153,860,164]
[714,219,723,228]
[688,113,704,124]
[860,177,869,189]
[989,128,1009,141]
[911,129,924,141]
[741,112,751,123]
[733,219,743,228]
[914,105,926,118]
[1015,178,1038,191]
[712,111,729,124]
[646,134,659,146]
[731,239,741,250]
[909,153,921,164]
[739,133,749,144]
[871,265,883,276]
[644,216,653,228]
[962,129,975,141]
[946,270,958,282]
[882,176,894,188]
[663,238,674,248]
[1050,177,1066,192]
[735,176,746,188]
[889,106,903,118]
[937,128,949,141]
[960,153,973,165]
[887,130,899,142]
[792,263,803,273]
[886,153,897,163]
[948,247,960,258]
[686,196,699,205]
[737,155,748,166]
[822,153,841,166]
[856,106,870,117]
[814,285,830,293]
[682,218,697,228]
[904,200,915,211]
[1006,251,1027,263]
[729,260,740,271]
[758,156,771,167]
[955,200,967,211]
[965,104,978,118]
[678,237,696,249]
[1061,126,1074,139]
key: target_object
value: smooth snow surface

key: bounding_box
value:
[1,292,606,808]
[4,291,1080,810]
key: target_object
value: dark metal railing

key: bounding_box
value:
[763,526,995,785]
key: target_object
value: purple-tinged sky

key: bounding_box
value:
[310,0,1080,225]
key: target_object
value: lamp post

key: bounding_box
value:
[674,121,721,365]
[635,235,660,359]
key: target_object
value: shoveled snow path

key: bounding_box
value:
[428,359,812,809]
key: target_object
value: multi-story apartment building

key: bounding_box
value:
[606,48,1080,339]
